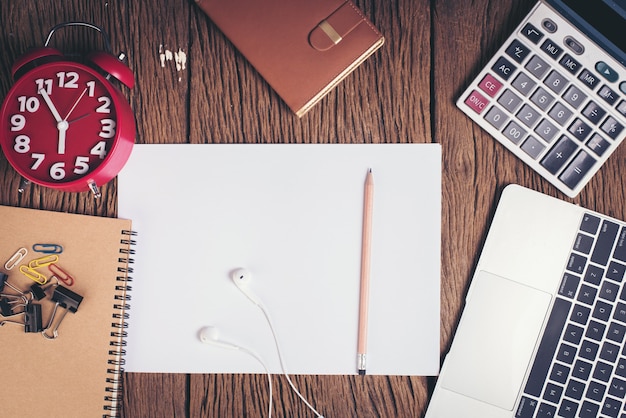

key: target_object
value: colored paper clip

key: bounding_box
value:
[48,264,75,286]
[32,243,63,254]
[19,265,47,285]
[28,254,59,269]
[4,247,28,270]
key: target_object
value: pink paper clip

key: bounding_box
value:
[48,264,74,286]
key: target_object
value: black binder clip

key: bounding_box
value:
[42,285,83,339]
[0,296,42,332]
[0,272,27,301]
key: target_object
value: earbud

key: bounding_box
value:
[231,268,261,305]
[198,326,240,350]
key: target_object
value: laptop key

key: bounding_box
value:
[601,396,622,418]
[557,399,578,418]
[613,227,626,262]
[536,402,557,418]
[515,396,538,418]
[580,213,601,234]
[578,401,599,418]
[523,297,571,397]
[591,220,620,265]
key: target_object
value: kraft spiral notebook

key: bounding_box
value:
[0,205,134,417]
[195,0,385,117]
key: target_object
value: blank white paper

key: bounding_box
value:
[118,143,441,376]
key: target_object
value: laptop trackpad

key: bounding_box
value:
[441,270,552,411]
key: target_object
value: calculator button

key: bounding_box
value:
[596,61,619,83]
[541,38,563,60]
[492,56,517,81]
[498,89,523,112]
[597,85,618,105]
[525,55,549,80]
[521,23,544,44]
[587,134,610,157]
[512,73,536,97]
[542,19,557,33]
[562,85,587,109]
[535,118,559,143]
[582,101,606,125]
[601,117,624,140]
[465,90,489,114]
[617,100,626,117]
[505,40,531,64]
[503,121,527,145]
[559,150,596,189]
[478,74,503,97]
[548,102,573,126]
[541,136,577,174]
[620,82,626,95]
[530,87,555,111]
[517,104,542,128]
[521,136,546,159]
[564,36,584,55]
[484,106,508,129]
[559,53,582,75]
[545,70,569,94]
[579,69,600,89]
[569,119,592,141]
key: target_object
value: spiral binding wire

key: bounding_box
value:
[103,229,136,418]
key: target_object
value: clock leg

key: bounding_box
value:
[18,178,30,194]
[88,180,101,199]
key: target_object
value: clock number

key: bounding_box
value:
[74,156,90,175]
[87,81,96,97]
[17,96,40,113]
[90,141,107,159]
[57,71,79,88]
[10,114,26,131]
[50,162,66,180]
[35,78,53,95]
[96,97,111,113]
[99,119,116,138]
[14,135,30,153]
[30,153,45,170]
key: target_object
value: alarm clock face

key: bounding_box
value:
[0,61,128,189]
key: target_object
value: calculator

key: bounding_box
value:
[457,0,626,197]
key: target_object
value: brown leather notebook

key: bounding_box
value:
[195,0,384,117]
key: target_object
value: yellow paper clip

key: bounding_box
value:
[19,265,47,285]
[32,243,63,254]
[4,248,28,270]
[48,264,75,287]
[28,255,59,269]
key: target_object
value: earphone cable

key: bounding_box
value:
[257,302,325,418]
[239,345,273,418]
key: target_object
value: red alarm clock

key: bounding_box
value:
[0,22,135,198]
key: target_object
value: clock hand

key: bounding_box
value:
[57,123,68,154]
[63,87,88,121]
[39,89,63,123]
[67,113,91,124]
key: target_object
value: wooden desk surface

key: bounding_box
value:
[2,1,625,417]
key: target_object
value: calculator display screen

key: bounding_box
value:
[548,0,626,66]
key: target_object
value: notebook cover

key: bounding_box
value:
[0,206,134,417]
[195,0,385,117]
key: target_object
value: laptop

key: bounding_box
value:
[426,184,626,417]
[457,0,626,198]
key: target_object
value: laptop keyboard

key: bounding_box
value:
[516,213,626,418]
[456,2,626,198]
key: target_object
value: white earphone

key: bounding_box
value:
[230,268,262,305]
[199,268,324,418]
[199,326,239,350]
